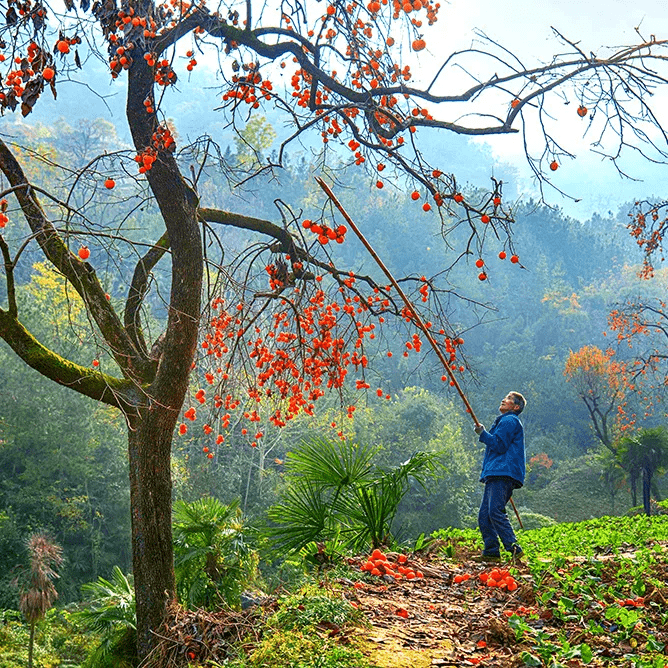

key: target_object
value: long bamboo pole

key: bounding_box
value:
[316,178,480,423]
[315,177,524,530]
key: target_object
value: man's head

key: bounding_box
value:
[499,392,526,414]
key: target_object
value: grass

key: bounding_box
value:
[0,607,96,668]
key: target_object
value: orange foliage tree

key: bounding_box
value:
[564,345,628,451]
[1,0,668,658]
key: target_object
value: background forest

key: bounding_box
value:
[1,104,665,613]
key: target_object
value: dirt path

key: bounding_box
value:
[343,549,534,667]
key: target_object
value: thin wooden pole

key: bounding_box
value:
[315,177,480,424]
[315,177,524,530]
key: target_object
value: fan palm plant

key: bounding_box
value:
[173,496,258,609]
[267,438,439,552]
[76,566,137,668]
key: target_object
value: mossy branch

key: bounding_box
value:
[0,310,138,411]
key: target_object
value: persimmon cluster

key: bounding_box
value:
[390,0,441,26]
[4,0,46,24]
[178,264,465,447]
[349,59,412,92]
[0,39,57,109]
[152,124,176,152]
[302,218,347,244]
[135,147,158,173]
[264,264,285,291]
[290,66,331,108]
[113,7,153,35]
[109,44,134,77]
[55,35,80,55]
[360,548,424,581]
[479,568,518,591]
[222,67,274,109]
[154,59,177,86]
[1,67,30,99]
[185,50,197,71]
[132,125,176,173]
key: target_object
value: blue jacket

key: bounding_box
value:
[479,412,525,487]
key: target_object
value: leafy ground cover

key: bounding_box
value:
[141,512,668,667]
[349,513,668,667]
[3,512,668,667]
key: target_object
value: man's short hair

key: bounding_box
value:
[509,392,526,414]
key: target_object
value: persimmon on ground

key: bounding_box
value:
[0,0,667,660]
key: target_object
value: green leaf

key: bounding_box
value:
[580,643,593,664]
[520,651,542,667]
[285,437,376,488]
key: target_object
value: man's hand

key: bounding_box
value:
[474,423,485,435]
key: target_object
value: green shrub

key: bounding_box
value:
[271,586,362,631]
[266,437,439,552]
[173,497,258,610]
[0,607,96,668]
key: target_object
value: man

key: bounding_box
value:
[474,391,526,562]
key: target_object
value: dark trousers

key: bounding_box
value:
[478,477,519,556]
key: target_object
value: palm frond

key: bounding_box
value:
[266,479,330,552]
[285,437,376,488]
[77,566,136,633]
[173,497,241,537]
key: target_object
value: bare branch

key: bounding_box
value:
[125,231,170,359]
[0,234,16,317]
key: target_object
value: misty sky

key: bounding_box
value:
[440,0,668,218]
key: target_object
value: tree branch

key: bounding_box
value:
[0,309,137,412]
[0,139,154,382]
[198,207,294,252]
[0,234,16,317]
[125,231,170,360]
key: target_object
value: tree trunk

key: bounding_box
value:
[124,63,203,661]
[630,472,638,507]
[128,410,177,659]
[28,621,34,668]
[642,466,652,516]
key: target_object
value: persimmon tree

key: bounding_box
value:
[1,0,668,659]
[607,201,668,419]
